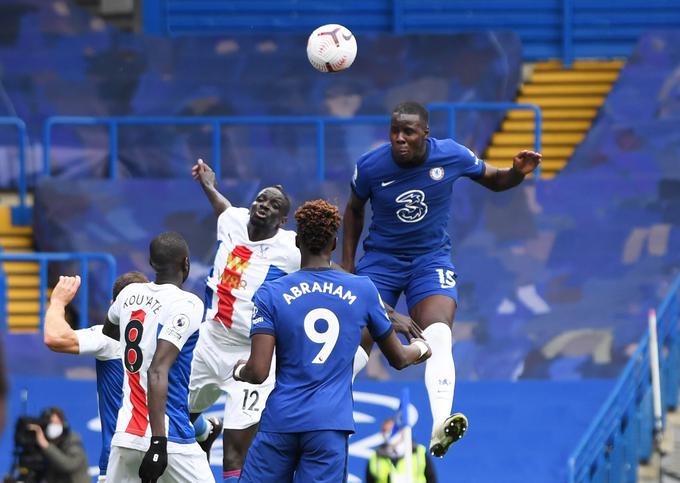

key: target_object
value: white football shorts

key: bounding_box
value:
[188,322,275,430]
[107,445,214,482]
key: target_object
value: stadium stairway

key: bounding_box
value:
[485,60,624,179]
[0,205,40,333]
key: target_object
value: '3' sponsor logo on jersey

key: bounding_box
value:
[395,189,428,223]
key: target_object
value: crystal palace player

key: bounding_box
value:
[43,271,148,482]
[343,101,541,457]
[236,200,431,483]
[106,232,213,482]
[187,159,300,481]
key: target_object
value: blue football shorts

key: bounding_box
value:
[240,430,350,483]
[355,248,458,309]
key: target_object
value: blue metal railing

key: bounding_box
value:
[0,117,31,224]
[42,103,542,183]
[562,0,574,67]
[567,274,680,482]
[44,115,389,183]
[0,252,116,331]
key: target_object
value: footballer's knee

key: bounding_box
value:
[410,295,457,329]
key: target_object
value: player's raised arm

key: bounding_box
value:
[474,150,542,192]
[341,191,367,273]
[192,158,231,216]
[44,276,81,354]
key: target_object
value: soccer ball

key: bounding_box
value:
[306,24,357,73]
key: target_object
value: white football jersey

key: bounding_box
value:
[203,207,300,345]
[107,282,203,454]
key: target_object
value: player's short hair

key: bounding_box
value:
[295,199,341,255]
[112,271,148,300]
[392,101,429,128]
[149,231,189,270]
[270,184,292,217]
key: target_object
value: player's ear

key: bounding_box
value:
[331,238,337,252]
[182,257,190,282]
[279,216,288,228]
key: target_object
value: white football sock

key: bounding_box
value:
[423,322,455,435]
[352,346,369,382]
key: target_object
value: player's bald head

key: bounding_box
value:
[149,231,189,272]
[392,101,429,129]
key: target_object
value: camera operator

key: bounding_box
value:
[25,407,90,483]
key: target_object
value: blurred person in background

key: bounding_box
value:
[26,407,90,483]
[366,417,437,483]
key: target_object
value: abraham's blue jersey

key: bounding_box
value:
[250,268,393,433]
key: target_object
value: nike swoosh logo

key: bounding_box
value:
[342,33,353,41]
[381,180,396,187]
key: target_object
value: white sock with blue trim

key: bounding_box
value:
[423,322,455,435]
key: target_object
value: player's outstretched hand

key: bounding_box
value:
[50,275,81,306]
[410,338,432,365]
[389,311,423,341]
[139,436,168,483]
[512,150,542,175]
[191,158,217,188]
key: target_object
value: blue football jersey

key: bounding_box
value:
[351,137,485,256]
[250,268,393,433]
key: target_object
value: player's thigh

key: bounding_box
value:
[161,451,215,483]
[106,446,143,483]
[405,252,458,325]
[295,430,350,483]
[188,330,230,413]
[355,251,407,307]
[240,431,297,483]
[222,346,275,430]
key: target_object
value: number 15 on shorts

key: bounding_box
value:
[436,269,456,289]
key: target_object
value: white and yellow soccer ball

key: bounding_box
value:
[306,24,357,73]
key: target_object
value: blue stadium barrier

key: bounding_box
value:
[43,115,385,183]
[0,252,116,331]
[0,117,31,225]
[41,102,542,183]
[144,0,680,66]
[567,273,680,483]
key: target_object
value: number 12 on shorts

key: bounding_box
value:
[242,389,260,411]
[436,269,456,289]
